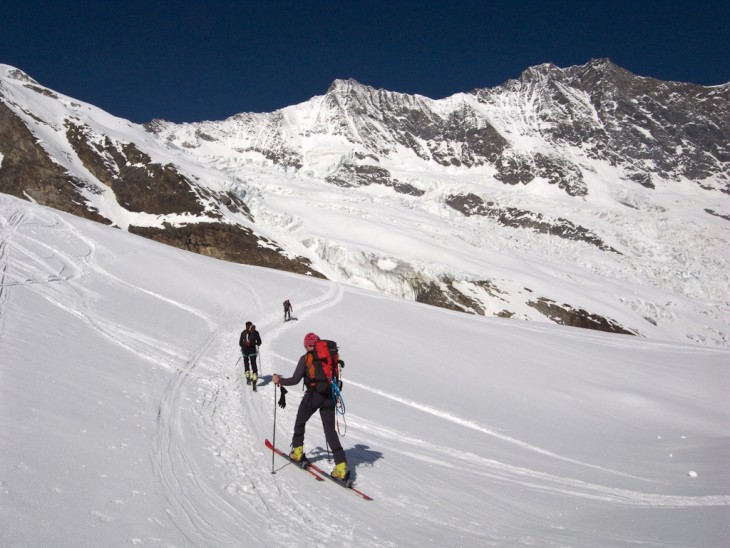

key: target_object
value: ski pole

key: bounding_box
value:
[272,384,277,474]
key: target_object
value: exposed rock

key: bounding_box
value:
[705,208,730,222]
[446,193,620,253]
[475,59,729,193]
[527,297,634,335]
[0,101,109,224]
[2,59,727,342]
[129,222,325,278]
[326,163,424,195]
[66,120,206,215]
[411,276,506,315]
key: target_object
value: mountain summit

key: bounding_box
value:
[0,60,728,345]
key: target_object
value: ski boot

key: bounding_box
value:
[331,462,350,481]
[289,445,305,463]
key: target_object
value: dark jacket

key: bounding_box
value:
[277,354,307,387]
[239,327,262,353]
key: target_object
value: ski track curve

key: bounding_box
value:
[2,209,191,369]
[152,280,356,546]
[8,197,726,546]
[150,327,263,546]
[0,202,307,544]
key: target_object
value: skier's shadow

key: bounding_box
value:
[284,317,299,322]
[309,444,384,475]
[257,374,274,387]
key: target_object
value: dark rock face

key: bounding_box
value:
[0,91,316,278]
[66,120,206,215]
[64,120,250,221]
[237,61,726,195]
[527,297,634,335]
[2,60,727,339]
[494,153,588,197]
[475,60,730,193]
[446,193,620,253]
[326,163,425,196]
[706,208,730,222]
[0,101,109,224]
[141,61,728,201]
[129,222,324,278]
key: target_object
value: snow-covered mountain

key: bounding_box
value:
[0,60,728,346]
[2,194,729,547]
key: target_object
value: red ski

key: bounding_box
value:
[265,438,323,481]
[305,460,374,501]
[264,439,373,500]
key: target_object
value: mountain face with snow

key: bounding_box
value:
[0,60,728,346]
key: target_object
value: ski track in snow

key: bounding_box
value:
[347,379,640,477]
[142,274,358,545]
[2,203,364,545]
[0,205,21,339]
[348,414,730,509]
[1,206,261,543]
[4,198,728,547]
[344,359,730,510]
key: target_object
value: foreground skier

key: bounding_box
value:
[272,332,349,480]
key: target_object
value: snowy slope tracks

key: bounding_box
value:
[2,196,729,547]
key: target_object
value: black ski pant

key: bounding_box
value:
[291,390,346,465]
[242,349,258,375]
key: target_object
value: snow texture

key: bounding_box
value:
[1,195,729,547]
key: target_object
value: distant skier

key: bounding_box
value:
[283,299,293,322]
[239,321,262,386]
[272,332,349,480]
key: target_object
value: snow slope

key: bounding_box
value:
[1,195,729,547]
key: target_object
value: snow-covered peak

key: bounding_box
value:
[0,64,38,84]
[326,77,371,95]
[1,62,728,348]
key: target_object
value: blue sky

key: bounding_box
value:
[2,1,728,123]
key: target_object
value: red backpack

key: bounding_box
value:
[305,340,343,393]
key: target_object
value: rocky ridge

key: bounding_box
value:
[0,61,728,344]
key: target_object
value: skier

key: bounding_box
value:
[272,332,349,480]
[283,299,293,322]
[239,321,262,386]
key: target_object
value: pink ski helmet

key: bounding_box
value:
[303,332,320,347]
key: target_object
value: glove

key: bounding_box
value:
[278,386,288,408]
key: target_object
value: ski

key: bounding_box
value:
[265,439,324,481]
[264,439,373,500]
[305,461,374,501]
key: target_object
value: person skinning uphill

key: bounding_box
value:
[283,299,293,322]
[272,332,349,480]
[239,321,262,386]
